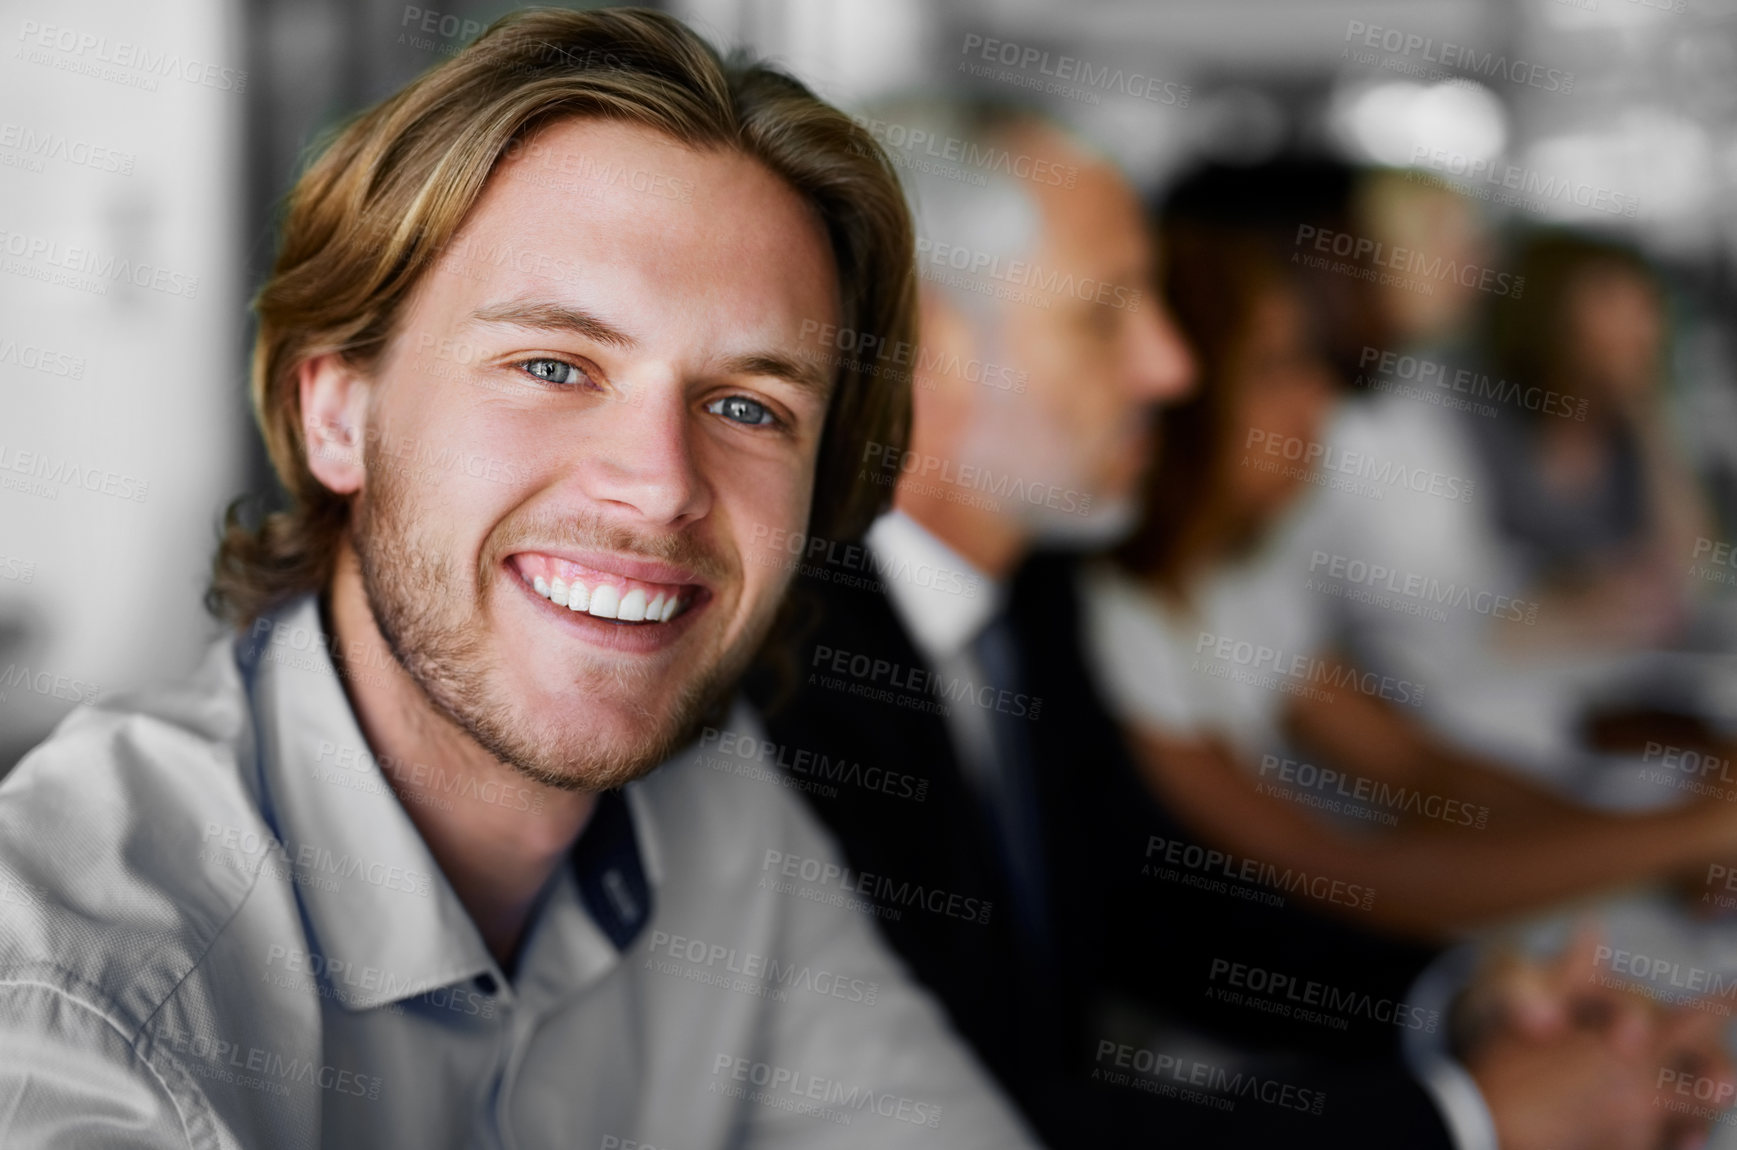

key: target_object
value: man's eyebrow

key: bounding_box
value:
[717,351,832,397]
[468,300,637,349]
[470,301,830,395]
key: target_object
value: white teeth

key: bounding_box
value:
[588,583,621,620]
[526,563,685,624]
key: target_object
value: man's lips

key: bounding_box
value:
[507,551,707,623]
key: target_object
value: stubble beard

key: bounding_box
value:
[956,391,1144,549]
[349,446,768,793]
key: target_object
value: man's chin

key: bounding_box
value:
[1025,494,1140,550]
[472,660,737,794]
[464,711,677,793]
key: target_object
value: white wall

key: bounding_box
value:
[0,0,245,766]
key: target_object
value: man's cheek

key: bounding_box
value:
[729,485,812,613]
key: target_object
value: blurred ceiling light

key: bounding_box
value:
[1329,79,1508,168]
[1533,0,1662,32]
[1524,109,1714,228]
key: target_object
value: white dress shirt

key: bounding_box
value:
[0,594,1037,1149]
[864,510,1003,794]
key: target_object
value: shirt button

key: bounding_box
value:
[475,973,498,995]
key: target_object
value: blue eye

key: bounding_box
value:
[707,395,777,426]
[521,358,589,387]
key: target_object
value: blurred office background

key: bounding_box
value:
[3,0,1737,770]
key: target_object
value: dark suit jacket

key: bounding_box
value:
[745,549,1457,1148]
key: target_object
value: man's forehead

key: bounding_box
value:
[990,120,1144,261]
[433,117,842,350]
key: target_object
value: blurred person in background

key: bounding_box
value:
[1293,179,1731,809]
[748,111,1733,1149]
[751,96,1204,1143]
[1290,168,1520,699]
[1352,168,1496,365]
[1471,232,1710,653]
[1292,179,1715,708]
[1088,168,1737,935]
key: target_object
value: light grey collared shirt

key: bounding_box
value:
[0,594,1035,1149]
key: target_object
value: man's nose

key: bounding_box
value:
[1126,296,1198,406]
[573,386,712,528]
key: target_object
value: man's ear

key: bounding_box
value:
[912,287,989,456]
[299,353,371,496]
[913,286,977,398]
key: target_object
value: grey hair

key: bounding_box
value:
[866,97,1045,326]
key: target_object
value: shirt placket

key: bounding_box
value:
[487,862,627,1150]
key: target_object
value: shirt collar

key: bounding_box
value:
[864,510,1003,662]
[235,594,655,1011]
[570,788,652,950]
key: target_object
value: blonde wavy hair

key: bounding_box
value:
[209,6,915,629]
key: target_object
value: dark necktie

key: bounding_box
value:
[968,610,1051,967]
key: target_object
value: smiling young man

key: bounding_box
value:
[0,10,1037,1149]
